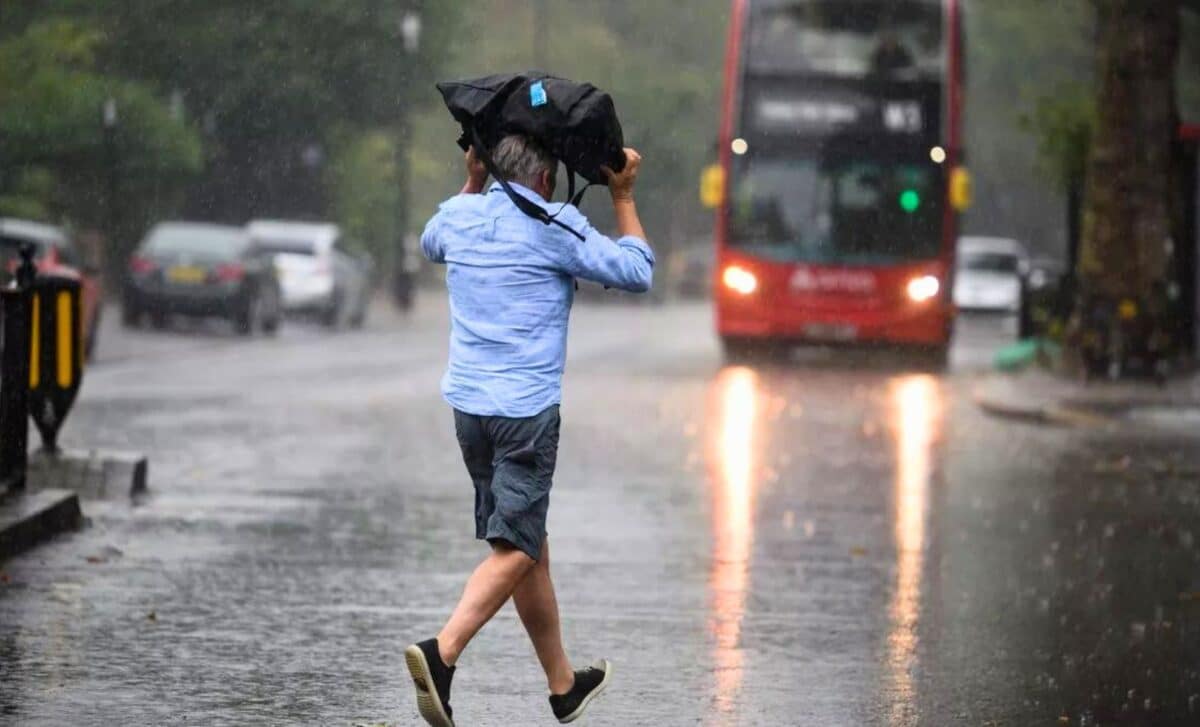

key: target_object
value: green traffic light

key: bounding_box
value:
[899,189,921,213]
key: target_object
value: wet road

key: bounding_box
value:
[2,295,1199,726]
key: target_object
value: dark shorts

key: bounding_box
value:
[453,405,561,562]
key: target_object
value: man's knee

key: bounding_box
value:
[490,539,537,574]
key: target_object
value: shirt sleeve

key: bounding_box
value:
[420,211,446,264]
[560,220,655,293]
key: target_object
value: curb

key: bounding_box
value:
[27,449,149,500]
[973,388,1113,428]
[0,489,83,561]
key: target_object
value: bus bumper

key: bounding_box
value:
[716,296,954,347]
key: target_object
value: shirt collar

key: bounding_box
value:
[488,180,548,206]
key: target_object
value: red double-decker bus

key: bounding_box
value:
[713,0,966,361]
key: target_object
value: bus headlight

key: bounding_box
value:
[722,265,759,295]
[906,275,940,302]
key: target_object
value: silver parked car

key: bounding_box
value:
[246,221,373,328]
[953,236,1029,313]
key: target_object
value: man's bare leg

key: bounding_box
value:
[512,538,575,694]
[436,542,535,666]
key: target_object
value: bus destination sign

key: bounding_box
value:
[744,80,941,140]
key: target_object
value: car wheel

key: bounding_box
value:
[722,336,768,363]
[149,310,170,330]
[917,345,950,372]
[262,285,282,336]
[323,290,344,329]
[234,292,261,336]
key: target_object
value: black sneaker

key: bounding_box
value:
[404,638,456,727]
[549,659,613,724]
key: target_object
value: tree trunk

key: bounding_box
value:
[1072,0,1181,368]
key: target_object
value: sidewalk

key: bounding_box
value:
[974,367,1200,427]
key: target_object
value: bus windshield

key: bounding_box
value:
[728,152,943,265]
[748,0,944,79]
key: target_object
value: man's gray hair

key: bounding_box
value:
[492,135,557,190]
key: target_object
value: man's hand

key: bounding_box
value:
[602,148,642,202]
[602,148,647,243]
[462,146,489,194]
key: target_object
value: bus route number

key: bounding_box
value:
[883,102,923,133]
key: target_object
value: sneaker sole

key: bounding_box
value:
[558,659,613,724]
[404,644,455,727]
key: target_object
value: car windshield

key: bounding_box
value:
[145,227,247,258]
[747,0,945,79]
[960,251,1020,274]
[0,235,49,266]
[729,153,943,265]
[252,237,318,256]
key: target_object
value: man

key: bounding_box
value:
[406,135,652,726]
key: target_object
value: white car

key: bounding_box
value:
[246,220,372,327]
[953,236,1028,313]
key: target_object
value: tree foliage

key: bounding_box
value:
[2,1,463,272]
[0,18,201,232]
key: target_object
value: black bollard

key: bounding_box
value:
[0,243,37,493]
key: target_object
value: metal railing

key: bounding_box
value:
[1,244,84,494]
[1,245,37,493]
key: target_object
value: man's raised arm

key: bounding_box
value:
[564,148,655,293]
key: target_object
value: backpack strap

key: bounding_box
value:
[470,127,585,241]
[570,182,594,208]
[561,167,595,208]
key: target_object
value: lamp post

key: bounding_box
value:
[102,98,119,256]
[393,9,422,310]
[400,10,422,54]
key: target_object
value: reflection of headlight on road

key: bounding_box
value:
[722,265,758,295]
[906,275,940,302]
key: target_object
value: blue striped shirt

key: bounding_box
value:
[421,181,655,417]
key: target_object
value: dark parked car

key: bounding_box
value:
[123,222,282,335]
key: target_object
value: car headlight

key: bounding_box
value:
[906,275,940,302]
[722,265,758,295]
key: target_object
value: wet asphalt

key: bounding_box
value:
[1,293,1199,726]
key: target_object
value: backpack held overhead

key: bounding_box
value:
[437,72,627,240]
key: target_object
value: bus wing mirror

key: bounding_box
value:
[700,164,726,209]
[950,166,972,212]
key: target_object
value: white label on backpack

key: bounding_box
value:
[530,81,548,108]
